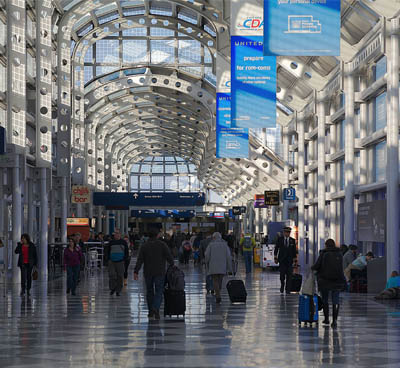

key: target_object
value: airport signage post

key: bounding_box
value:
[264,190,280,206]
[263,0,341,56]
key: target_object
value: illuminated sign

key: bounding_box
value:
[67,218,89,226]
[71,185,90,204]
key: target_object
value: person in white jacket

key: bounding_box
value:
[205,232,232,303]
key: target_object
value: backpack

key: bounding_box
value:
[182,240,191,251]
[166,265,185,291]
[243,236,252,249]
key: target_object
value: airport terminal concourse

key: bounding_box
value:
[0,0,400,367]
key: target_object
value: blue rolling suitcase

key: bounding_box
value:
[298,294,318,326]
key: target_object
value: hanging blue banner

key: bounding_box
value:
[216,93,249,158]
[263,0,341,56]
[231,36,276,129]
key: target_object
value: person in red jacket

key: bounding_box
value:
[15,233,37,297]
[64,238,82,295]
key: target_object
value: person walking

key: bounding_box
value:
[205,232,232,304]
[240,233,256,273]
[107,229,129,296]
[311,238,346,328]
[123,235,133,286]
[63,238,82,295]
[134,227,174,320]
[274,226,297,294]
[15,233,38,297]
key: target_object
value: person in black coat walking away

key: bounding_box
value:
[274,226,297,294]
[311,238,346,328]
[15,233,38,297]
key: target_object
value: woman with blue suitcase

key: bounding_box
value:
[312,239,346,328]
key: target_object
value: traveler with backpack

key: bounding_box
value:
[205,232,232,303]
[240,233,256,273]
[182,236,192,264]
[107,229,129,296]
[134,227,174,320]
[311,238,346,328]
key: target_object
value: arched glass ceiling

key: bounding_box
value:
[130,155,202,192]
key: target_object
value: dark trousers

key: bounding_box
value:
[183,250,191,264]
[108,261,125,293]
[279,263,293,292]
[67,265,80,293]
[124,257,131,279]
[21,264,33,292]
[145,275,165,312]
[321,289,340,305]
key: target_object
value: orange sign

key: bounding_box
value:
[71,185,90,204]
[67,218,89,226]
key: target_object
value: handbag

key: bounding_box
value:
[32,267,38,281]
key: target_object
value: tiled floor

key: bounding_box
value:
[0,260,399,368]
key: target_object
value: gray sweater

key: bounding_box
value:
[343,250,356,270]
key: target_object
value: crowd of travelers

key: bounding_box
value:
[6,225,399,325]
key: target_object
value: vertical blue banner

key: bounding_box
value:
[216,93,249,158]
[231,36,276,129]
[264,0,341,56]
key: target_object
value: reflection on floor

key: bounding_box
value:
[0,260,399,368]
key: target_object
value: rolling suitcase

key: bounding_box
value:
[163,289,186,317]
[291,273,303,292]
[298,294,318,326]
[226,279,247,303]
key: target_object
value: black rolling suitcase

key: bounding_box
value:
[164,289,186,317]
[291,273,303,292]
[226,279,247,303]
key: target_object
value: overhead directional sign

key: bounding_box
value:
[263,0,341,56]
[93,192,205,207]
[232,206,247,215]
[283,188,296,201]
[231,36,276,129]
[264,190,280,206]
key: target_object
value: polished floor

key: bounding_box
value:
[0,260,399,368]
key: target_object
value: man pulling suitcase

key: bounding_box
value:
[274,226,297,294]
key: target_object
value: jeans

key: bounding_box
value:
[124,257,131,279]
[206,274,214,292]
[279,263,293,292]
[108,261,125,293]
[67,265,80,293]
[243,251,252,273]
[20,264,33,292]
[321,289,340,305]
[145,275,165,312]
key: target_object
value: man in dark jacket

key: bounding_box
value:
[312,238,346,328]
[134,227,174,320]
[274,226,297,294]
[106,229,129,296]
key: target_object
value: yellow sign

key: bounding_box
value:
[71,185,90,204]
[67,218,89,226]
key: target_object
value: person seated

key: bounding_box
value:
[344,251,374,281]
[386,271,400,290]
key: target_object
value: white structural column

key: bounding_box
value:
[344,64,355,245]
[39,168,48,281]
[282,127,290,220]
[308,125,315,263]
[12,167,22,284]
[329,103,338,241]
[255,207,260,234]
[61,177,68,243]
[386,18,400,278]
[27,179,34,236]
[317,94,326,251]
[297,113,306,270]
[262,208,268,235]
[359,76,368,185]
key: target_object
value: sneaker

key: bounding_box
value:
[67,288,70,294]
[110,290,115,296]
[280,286,284,293]
[71,291,76,296]
[116,292,120,296]
[148,310,154,318]
[154,310,160,320]
[322,319,330,326]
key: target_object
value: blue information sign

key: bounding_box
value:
[283,188,296,201]
[130,210,195,218]
[216,93,249,158]
[264,0,341,56]
[231,36,276,129]
[93,192,205,207]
